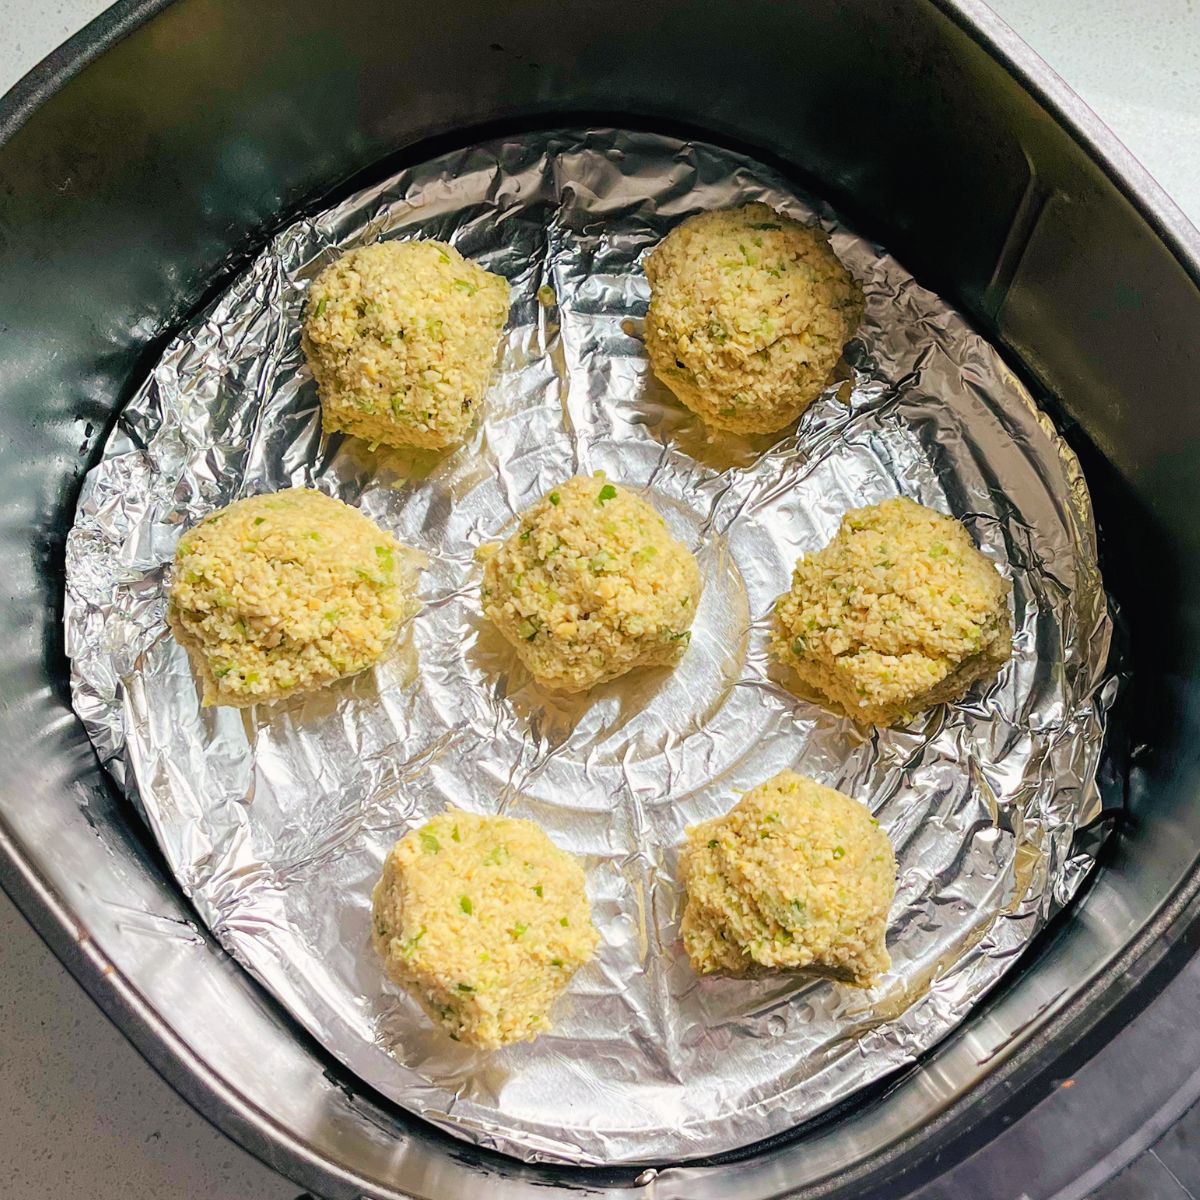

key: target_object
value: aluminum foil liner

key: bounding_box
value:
[64,129,1115,1166]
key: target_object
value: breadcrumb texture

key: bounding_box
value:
[772,497,1013,725]
[680,770,896,986]
[302,240,510,450]
[372,810,599,1049]
[644,203,863,434]
[481,474,702,693]
[168,488,418,707]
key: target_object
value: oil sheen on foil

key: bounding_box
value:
[64,130,1115,1165]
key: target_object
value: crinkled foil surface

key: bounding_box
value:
[64,130,1115,1166]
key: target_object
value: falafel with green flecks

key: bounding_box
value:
[680,770,896,986]
[371,810,598,1049]
[302,240,509,450]
[771,497,1012,725]
[644,203,863,434]
[168,488,418,707]
[480,474,702,693]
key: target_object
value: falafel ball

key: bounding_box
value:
[371,809,599,1049]
[771,497,1013,725]
[480,474,702,693]
[643,203,863,434]
[168,488,417,707]
[680,770,896,986]
[302,240,510,451]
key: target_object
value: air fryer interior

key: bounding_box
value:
[2,1,1199,1198]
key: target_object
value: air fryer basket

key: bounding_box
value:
[2,2,1199,1198]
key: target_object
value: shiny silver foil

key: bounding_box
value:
[64,129,1114,1166]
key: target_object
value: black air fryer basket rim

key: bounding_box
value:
[3,2,1200,1198]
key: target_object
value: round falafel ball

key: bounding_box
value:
[371,809,598,1049]
[168,488,417,707]
[480,474,703,693]
[643,203,864,435]
[302,240,510,451]
[771,497,1012,726]
[680,770,896,986]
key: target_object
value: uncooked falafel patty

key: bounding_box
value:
[168,488,417,707]
[644,203,863,434]
[372,810,598,1049]
[481,474,702,693]
[680,770,896,986]
[302,239,509,450]
[771,497,1012,725]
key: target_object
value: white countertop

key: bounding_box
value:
[2,3,1199,1197]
